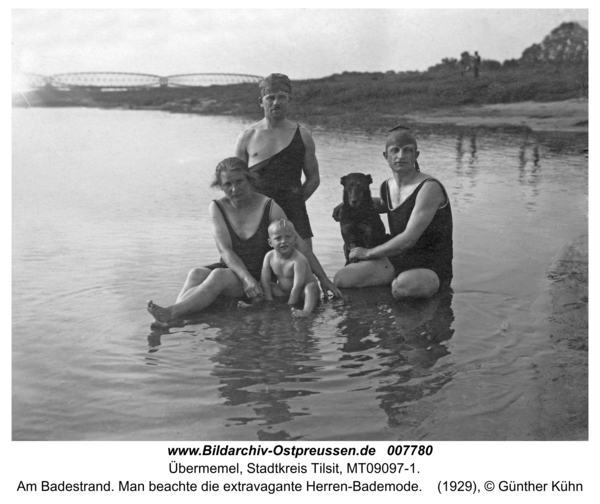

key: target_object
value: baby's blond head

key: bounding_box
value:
[268,218,296,238]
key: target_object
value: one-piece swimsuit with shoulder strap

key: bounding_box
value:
[205,198,274,281]
[381,178,453,289]
[248,125,313,239]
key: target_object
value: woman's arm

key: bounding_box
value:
[209,201,263,299]
[350,181,445,261]
[260,253,274,301]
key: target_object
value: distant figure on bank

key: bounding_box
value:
[473,51,481,78]
[460,51,472,76]
[261,219,320,318]
[234,73,320,249]
[146,157,340,328]
[333,127,453,299]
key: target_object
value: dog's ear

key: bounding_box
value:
[366,174,373,184]
[340,176,347,185]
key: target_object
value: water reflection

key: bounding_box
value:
[455,131,479,171]
[469,133,478,165]
[184,291,448,438]
[455,132,464,168]
[453,131,480,207]
[144,290,455,439]
[335,288,455,428]
[210,303,322,440]
[517,139,542,210]
[377,292,455,429]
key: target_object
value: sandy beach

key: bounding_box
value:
[533,234,588,439]
[403,98,588,133]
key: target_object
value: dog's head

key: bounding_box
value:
[341,173,374,208]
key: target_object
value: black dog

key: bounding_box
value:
[333,173,388,265]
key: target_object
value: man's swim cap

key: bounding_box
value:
[385,126,418,151]
[259,73,292,96]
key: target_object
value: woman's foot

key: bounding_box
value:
[291,307,312,318]
[238,296,264,310]
[147,300,172,328]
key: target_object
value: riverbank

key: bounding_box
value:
[14,89,589,137]
[398,98,588,133]
[196,97,589,134]
[14,60,589,137]
[125,96,588,135]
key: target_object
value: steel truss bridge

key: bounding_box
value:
[23,72,263,90]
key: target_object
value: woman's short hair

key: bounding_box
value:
[210,157,257,188]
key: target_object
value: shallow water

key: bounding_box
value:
[12,107,587,440]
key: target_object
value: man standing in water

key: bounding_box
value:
[234,73,320,249]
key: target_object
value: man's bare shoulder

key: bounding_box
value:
[296,122,314,135]
[237,121,263,140]
[416,176,446,206]
[296,123,315,140]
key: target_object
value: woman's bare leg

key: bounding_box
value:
[176,267,212,303]
[147,268,244,327]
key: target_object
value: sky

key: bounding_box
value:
[12,7,589,82]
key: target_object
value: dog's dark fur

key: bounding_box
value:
[334,173,388,265]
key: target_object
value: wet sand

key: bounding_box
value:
[532,235,588,439]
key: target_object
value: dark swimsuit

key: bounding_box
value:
[381,178,453,290]
[248,125,313,239]
[206,198,274,281]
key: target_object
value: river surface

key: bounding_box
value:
[12,107,588,440]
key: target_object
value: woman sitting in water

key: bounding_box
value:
[147,157,341,327]
[333,127,453,298]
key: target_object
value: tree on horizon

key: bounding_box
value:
[521,22,588,64]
